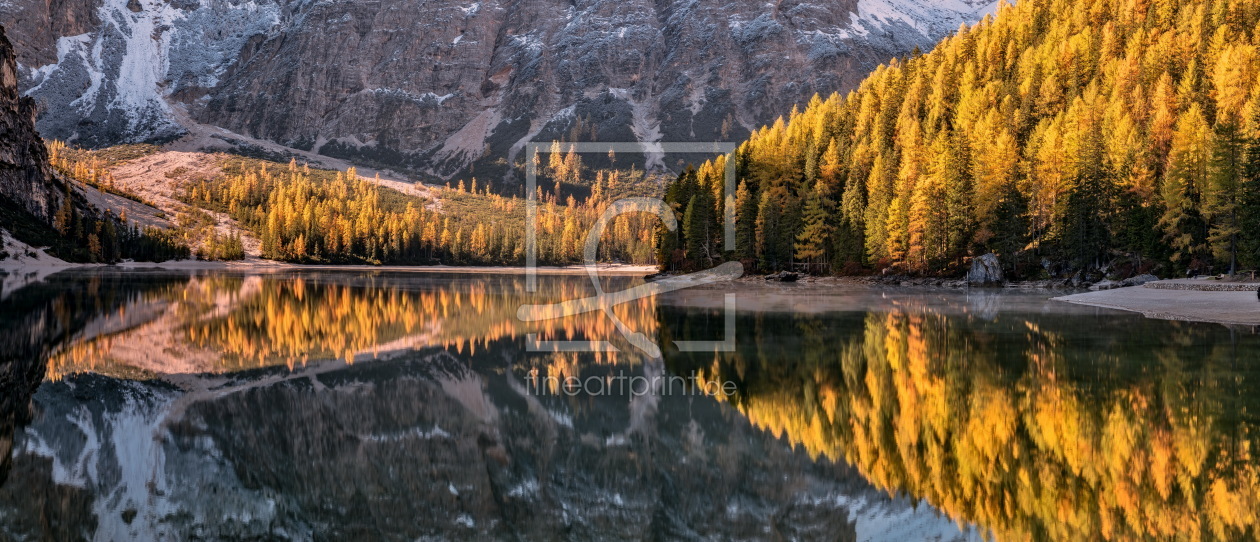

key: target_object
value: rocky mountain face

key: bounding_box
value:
[3,0,997,184]
[0,24,63,222]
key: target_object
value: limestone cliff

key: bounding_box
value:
[0,24,63,222]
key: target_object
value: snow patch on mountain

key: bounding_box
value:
[366,87,455,105]
[22,34,88,95]
[20,0,281,145]
[610,87,665,170]
[784,0,1000,51]
[849,0,1000,39]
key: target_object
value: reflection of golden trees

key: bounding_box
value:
[185,278,437,369]
[46,275,659,379]
[706,308,1260,542]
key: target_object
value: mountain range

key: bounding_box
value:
[3,0,997,183]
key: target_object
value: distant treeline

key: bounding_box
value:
[184,158,661,265]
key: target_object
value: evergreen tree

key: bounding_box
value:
[1204,121,1245,274]
[1239,122,1260,271]
[682,191,717,266]
[989,182,1030,272]
[734,180,759,261]
[1159,106,1212,273]
[755,186,792,270]
[942,130,975,259]
[795,180,835,265]
[1059,164,1113,270]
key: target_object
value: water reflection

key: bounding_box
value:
[45,271,659,379]
[10,270,1257,540]
[0,270,983,541]
[661,292,1260,541]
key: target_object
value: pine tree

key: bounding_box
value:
[734,180,759,261]
[1204,121,1245,275]
[1237,117,1260,271]
[942,130,975,259]
[755,186,792,270]
[1159,105,1211,272]
[989,182,1030,271]
[836,171,867,267]
[682,193,716,266]
[1060,163,1113,270]
[795,180,835,265]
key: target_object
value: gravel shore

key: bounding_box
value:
[1055,280,1260,326]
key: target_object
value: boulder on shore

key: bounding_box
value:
[1120,274,1160,288]
[966,254,1005,286]
[765,271,800,282]
[1090,280,1120,291]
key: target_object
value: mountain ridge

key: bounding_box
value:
[5,0,997,184]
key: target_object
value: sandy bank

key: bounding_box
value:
[1054,282,1260,326]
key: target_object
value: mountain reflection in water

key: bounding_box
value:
[4,270,1259,540]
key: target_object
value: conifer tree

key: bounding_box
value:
[795,180,835,265]
[1237,113,1260,271]
[755,186,792,270]
[682,192,716,266]
[1205,121,1245,274]
[1160,105,1212,272]
[734,180,759,261]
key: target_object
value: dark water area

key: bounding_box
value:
[1,269,1257,541]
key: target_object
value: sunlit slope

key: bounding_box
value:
[694,0,1260,276]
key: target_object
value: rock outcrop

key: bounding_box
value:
[0,25,64,222]
[5,0,999,183]
[965,253,1005,286]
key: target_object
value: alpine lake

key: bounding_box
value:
[2,268,1258,541]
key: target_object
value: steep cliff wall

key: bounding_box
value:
[0,24,63,222]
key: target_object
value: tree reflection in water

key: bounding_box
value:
[45,272,660,379]
[661,294,1260,542]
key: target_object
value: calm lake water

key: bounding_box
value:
[1,269,1258,541]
